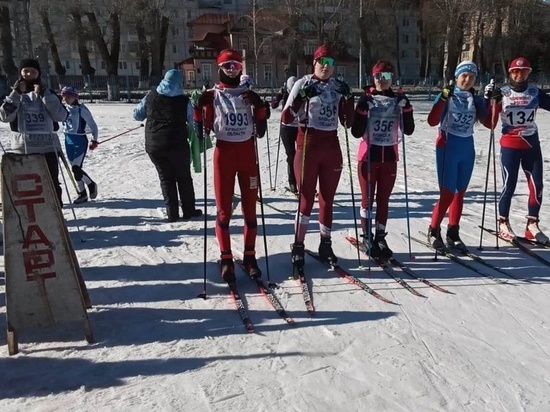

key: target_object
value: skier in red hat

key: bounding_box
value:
[193,49,267,284]
[484,57,550,244]
[281,44,355,268]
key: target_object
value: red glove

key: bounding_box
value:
[89,141,99,150]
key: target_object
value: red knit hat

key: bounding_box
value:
[509,57,532,72]
[313,45,332,60]
[372,59,394,75]
[216,49,243,66]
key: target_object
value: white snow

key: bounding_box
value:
[1,98,550,412]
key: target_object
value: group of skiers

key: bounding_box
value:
[2,50,549,287]
[190,46,550,286]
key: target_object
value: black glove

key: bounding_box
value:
[356,93,375,112]
[12,79,27,94]
[396,93,410,108]
[264,101,271,120]
[484,82,502,102]
[197,91,214,107]
[298,81,321,99]
[440,85,453,101]
[242,89,263,108]
[334,79,351,98]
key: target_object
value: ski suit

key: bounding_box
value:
[427,88,491,228]
[194,83,267,257]
[493,84,550,218]
[282,74,354,241]
[351,87,415,234]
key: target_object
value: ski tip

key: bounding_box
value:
[196,291,207,299]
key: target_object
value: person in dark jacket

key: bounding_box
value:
[351,59,415,259]
[133,69,201,222]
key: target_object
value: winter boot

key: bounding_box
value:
[525,217,550,244]
[375,230,393,260]
[498,217,516,241]
[428,225,445,250]
[88,181,98,199]
[446,225,468,253]
[183,209,203,220]
[318,236,338,265]
[291,242,305,269]
[73,190,88,204]
[220,251,236,284]
[243,253,262,279]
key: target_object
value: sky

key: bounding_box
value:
[1,98,550,411]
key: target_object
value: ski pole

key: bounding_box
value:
[400,107,413,260]
[58,156,85,243]
[365,108,373,275]
[273,122,282,190]
[198,120,208,300]
[58,151,79,193]
[490,92,500,250]
[265,120,273,190]
[343,113,362,268]
[98,124,144,145]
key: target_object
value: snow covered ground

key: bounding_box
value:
[1,98,550,412]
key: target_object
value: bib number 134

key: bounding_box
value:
[506,110,535,125]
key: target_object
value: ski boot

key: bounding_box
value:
[525,217,550,244]
[428,225,445,250]
[446,225,467,253]
[88,181,98,199]
[291,242,305,269]
[318,236,338,265]
[361,232,380,259]
[220,250,236,285]
[374,230,393,260]
[243,252,262,279]
[498,217,516,241]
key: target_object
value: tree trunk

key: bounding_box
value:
[86,11,120,100]
[41,12,65,76]
[0,6,17,77]
[70,12,93,77]
[136,22,150,88]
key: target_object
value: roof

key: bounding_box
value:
[188,13,235,26]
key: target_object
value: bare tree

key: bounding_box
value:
[0,5,17,77]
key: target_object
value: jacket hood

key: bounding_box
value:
[156,80,183,97]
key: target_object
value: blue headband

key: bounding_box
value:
[455,61,478,78]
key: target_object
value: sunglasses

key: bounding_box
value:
[374,72,393,81]
[219,61,243,71]
[316,57,335,67]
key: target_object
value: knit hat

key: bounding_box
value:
[454,61,478,78]
[509,57,532,72]
[163,69,183,84]
[313,45,332,60]
[372,59,394,75]
[216,49,243,66]
[19,58,41,75]
[61,86,79,99]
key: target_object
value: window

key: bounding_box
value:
[238,37,248,51]
[172,45,177,54]
[101,61,106,69]
[187,70,195,82]
[402,34,409,44]
[402,18,410,27]
[304,40,316,56]
[65,60,71,69]
[187,10,192,19]
[264,64,273,85]
[260,40,271,54]
[136,62,140,69]
[119,61,128,70]
[171,27,180,36]
[202,63,212,81]
[401,50,407,58]
[336,66,345,79]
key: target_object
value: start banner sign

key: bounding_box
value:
[2,153,93,355]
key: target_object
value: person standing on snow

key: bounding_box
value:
[484,57,550,244]
[351,59,415,259]
[282,45,355,268]
[193,49,268,284]
[60,86,99,204]
[0,58,66,205]
[272,76,299,194]
[426,61,492,250]
[133,69,202,222]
